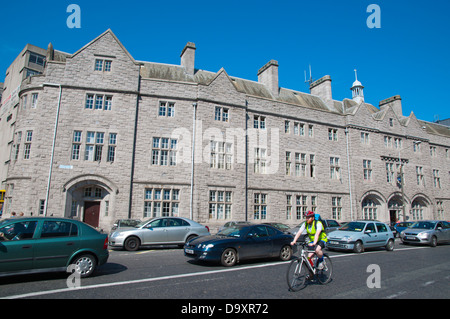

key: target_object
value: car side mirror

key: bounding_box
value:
[437,227,443,231]
[247,233,254,238]
[364,230,372,234]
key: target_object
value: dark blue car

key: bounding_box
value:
[184,224,294,267]
[394,221,414,237]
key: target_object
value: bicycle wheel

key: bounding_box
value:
[286,258,308,291]
[316,255,333,284]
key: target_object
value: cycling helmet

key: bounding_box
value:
[304,210,315,218]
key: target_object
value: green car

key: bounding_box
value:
[0,217,109,278]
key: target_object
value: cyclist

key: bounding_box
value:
[290,210,328,269]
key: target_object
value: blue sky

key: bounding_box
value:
[1,0,449,122]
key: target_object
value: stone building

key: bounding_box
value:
[0,30,449,231]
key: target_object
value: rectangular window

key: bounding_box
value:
[210,141,233,170]
[363,160,372,181]
[253,115,265,129]
[23,131,33,160]
[151,137,177,166]
[328,128,338,141]
[31,93,38,108]
[332,197,342,220]
[254,147,266,174]
[72,131,82,160]
[253,193,267,220]
[215,106,229,122]
[85,94,94,109]
[209,190,232,220]
[144,188,180,218]
[330,157,341,179]
[95,59,103,71]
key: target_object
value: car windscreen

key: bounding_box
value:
[411,221,436,230]
[339,222,365,232]
[217,225,249,238]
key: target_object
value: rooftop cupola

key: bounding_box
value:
[351,69,364,104]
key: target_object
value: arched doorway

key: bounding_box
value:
[63,174,118,229]
[388,195,403,224]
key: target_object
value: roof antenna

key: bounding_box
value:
[304,64,314,86]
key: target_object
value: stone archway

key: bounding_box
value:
[62,174,118,230]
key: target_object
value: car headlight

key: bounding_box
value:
[198,244,214,249]
[341,236,352,242]
[417,232,429,239]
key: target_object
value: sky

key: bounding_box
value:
[1,0,449,123]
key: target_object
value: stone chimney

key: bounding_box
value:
[310,75,332,105]
[180,42,196,76]
[257,60,279,97]
[46,42,54,62]
[379,95,402,116]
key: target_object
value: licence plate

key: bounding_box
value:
[405,236,415,240]
[185,249,194,254]
[329,241,339,245]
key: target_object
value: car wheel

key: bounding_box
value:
[279,245,292,261]
[124,236,140,251]
[221,248,237,267]
[385,239,394,251]
[430,236,437,247]
[353,241,364,253]
[71,254,97,278]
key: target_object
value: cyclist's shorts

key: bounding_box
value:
[317,240,326,249]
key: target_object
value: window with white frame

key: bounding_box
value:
[328,128,338,141]
[253,193,267,220]
[144,188,180,218]
[362,198,377,220]
[253,115,266,129]
[386,162,395,183]
[215,106,229,122]
[71,131,82,160]
[286,151,291,175]
[411,202,423,220]
[209,190,232,220]
[296,195,307,220]
[416,166,425,186]
[94,59,112,72]
[286,195,292,220]
[31,93,38,108]
[151,137,177,166]
[107,133,117,162]
[433,169,441,188]
[254,147,266,174]
[85,94,112,110]
[210,141,233,170]
[361,132,370,145]
[23,131,33,160]
[284,120,290,133]
[332,197,342,219]
[159,101,175,117]
[330,157,341,179]
[363,160,372,181]
[436,201,444,219]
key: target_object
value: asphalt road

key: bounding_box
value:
[1,239,449,302]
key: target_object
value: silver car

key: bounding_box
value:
[400,220,450,247]
[109,217,210,251]
[327,221,395,253]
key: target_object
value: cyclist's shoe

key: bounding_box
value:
[316,261,324,270]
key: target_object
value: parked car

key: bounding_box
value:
[110,219,141,232]
[263,222,291,234]
[218,221,252,233]
[109,217,210,251]
[400,220,450,247]
[327,220,395,253]
[184,224,294,267]
[0,217,109,278]
[288,219,340,241]
[394,221,414,237]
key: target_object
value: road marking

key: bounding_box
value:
[1,244,433,299]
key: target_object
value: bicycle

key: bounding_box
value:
[286,242,333,291]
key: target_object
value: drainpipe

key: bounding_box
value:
[245,100,248,221]
[345,127,354,221]
[43,83,62,216]
[128,73,141,219]
[190,102,197,220]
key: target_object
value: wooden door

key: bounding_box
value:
[84,201,100,228]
